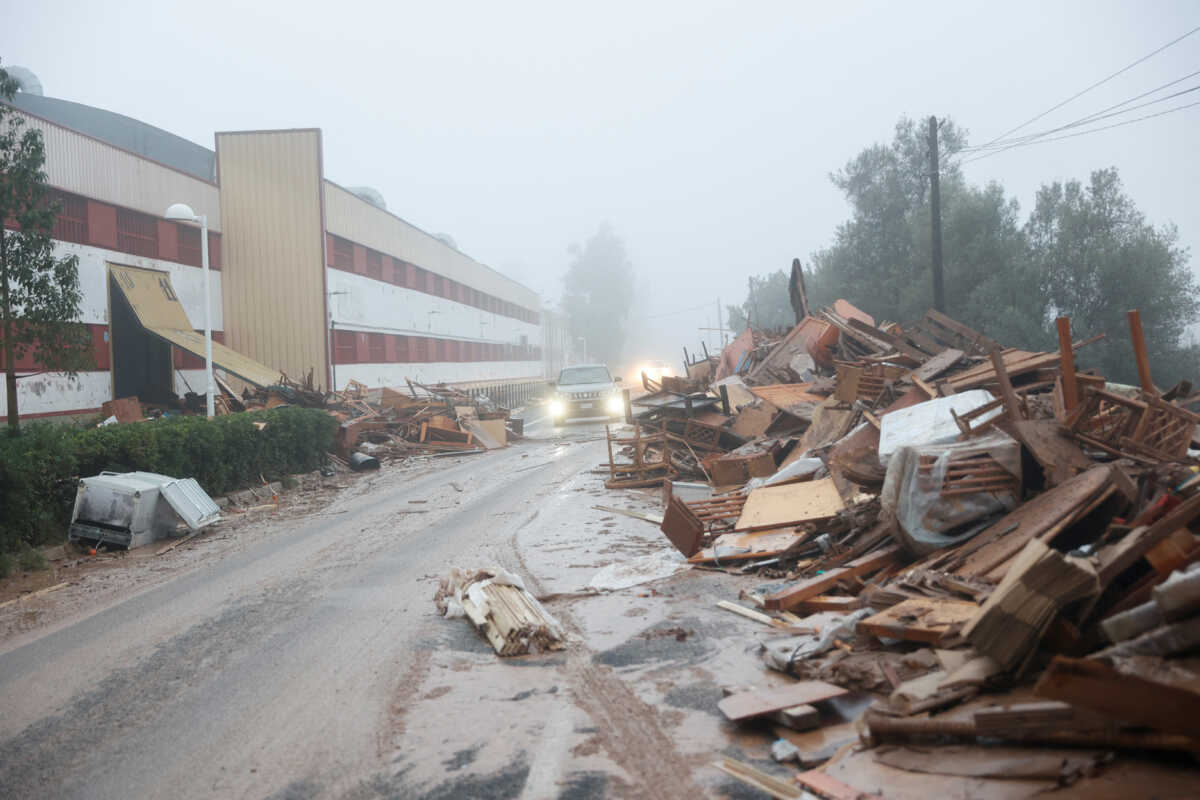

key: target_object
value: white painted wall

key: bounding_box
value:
[332,361,543,392]
[324,182,536,309]
[327,269,538,345]
[0,371,111,418]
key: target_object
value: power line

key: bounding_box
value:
[956,68,1200,155]
[972,24,1200,151]
[959,98,1200,165]
[956,81,1200,156]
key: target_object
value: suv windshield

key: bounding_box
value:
[558,366,612,385]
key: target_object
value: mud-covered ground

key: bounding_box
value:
[0,417,811,799]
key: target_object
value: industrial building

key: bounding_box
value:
[2,79,560,420]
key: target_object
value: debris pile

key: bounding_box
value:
[98,372,520,470]
[620,302,1200,794]
[435,567,567,656]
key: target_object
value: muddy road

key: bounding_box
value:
[0,418,778,799]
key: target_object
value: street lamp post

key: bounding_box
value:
[164,203,213,418]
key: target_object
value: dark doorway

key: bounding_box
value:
[109,274,173,403]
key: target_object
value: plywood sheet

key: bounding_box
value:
[857,597,979,645]
[718,680,848,721]
[735,478,845,531]
[689,527,806,564]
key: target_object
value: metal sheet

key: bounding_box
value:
[109,263,282,387]
[158,477,221,530]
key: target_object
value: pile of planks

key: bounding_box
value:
[637,302,1200,797]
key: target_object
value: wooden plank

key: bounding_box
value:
[988,348,1023,423]
[973,701,1098,734]
[1056,317,1079,411]
[716,600,784,627]
[910,347,963,383]
[734,478,845,532]
[713,757,803,799]
[1097,492,1200,585]
[793,595,863,613]
[795,769,881,800]
[1034,655,1200,737]
[730,405,777,438]
[765,546,898,611]
[1011,420,1092,487]
[1127,309,1156,395]
[718,680,848,721]
[856,597,979,645]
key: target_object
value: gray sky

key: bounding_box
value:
[3,0,1198,364]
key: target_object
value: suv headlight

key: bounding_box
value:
[549,398,565,417]
[606,393,624,414]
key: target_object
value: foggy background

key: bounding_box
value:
[2,0,1196,367]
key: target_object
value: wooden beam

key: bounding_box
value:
[1034,655,1200,737]
[765,546,898,611]
[989,348,1024,423]
[1127,309,1156,395]
[1056,317,1079,412]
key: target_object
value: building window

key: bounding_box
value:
[412,336,428,362]
[116,208,158,258]
[366,249,383,280]
[332,236,354,271]
[412,266,426,291]
[367,332,385,362]
[425,271,436,294]
[49,191,88,244]
[334,330,357,363]
[178,224,202,267]
[395,335,409,362]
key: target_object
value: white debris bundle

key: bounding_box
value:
[435,567,566,656]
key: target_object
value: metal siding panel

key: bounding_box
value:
[322,182,538,310]
[16,111,221,230]
[216,131,328,388]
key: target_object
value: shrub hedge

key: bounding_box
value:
[0,407,336,553]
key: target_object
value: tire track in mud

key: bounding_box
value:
[512,516,702,800]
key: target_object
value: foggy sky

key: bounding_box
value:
[2,1,1197,365]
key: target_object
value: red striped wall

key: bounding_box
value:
[1,323,224,371]
[325,233,539,325]
[331,329,541,365]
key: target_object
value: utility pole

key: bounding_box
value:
[928,116,946,313]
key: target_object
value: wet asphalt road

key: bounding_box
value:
[0,414,695,800]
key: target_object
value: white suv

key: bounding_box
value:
[549,364,624,423]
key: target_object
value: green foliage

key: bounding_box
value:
[560,224,635,366]
[1026,168,1198,385]
[0,407,335,553]
[735,116,1195,384]
[0,552,11,578]
[0,62,90,434]
[726,270,795,333]
[17,545,46,572]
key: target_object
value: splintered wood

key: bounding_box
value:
[435,569,565,656]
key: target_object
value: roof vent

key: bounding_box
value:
[7,66,43,96]
[347,186,386,210]
[435,233,458,250]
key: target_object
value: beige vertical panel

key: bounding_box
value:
[323,182,538,309]
[216,130,328,388]
[15,110,221,228]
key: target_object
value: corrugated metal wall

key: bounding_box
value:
[17,110,221,229]
[323,182,539,310]
[216,130,328,388]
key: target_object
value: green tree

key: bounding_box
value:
[560,223,634,366]
[726,270,795,332]
[1027,168,1197,385]
[0,64,88,434]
